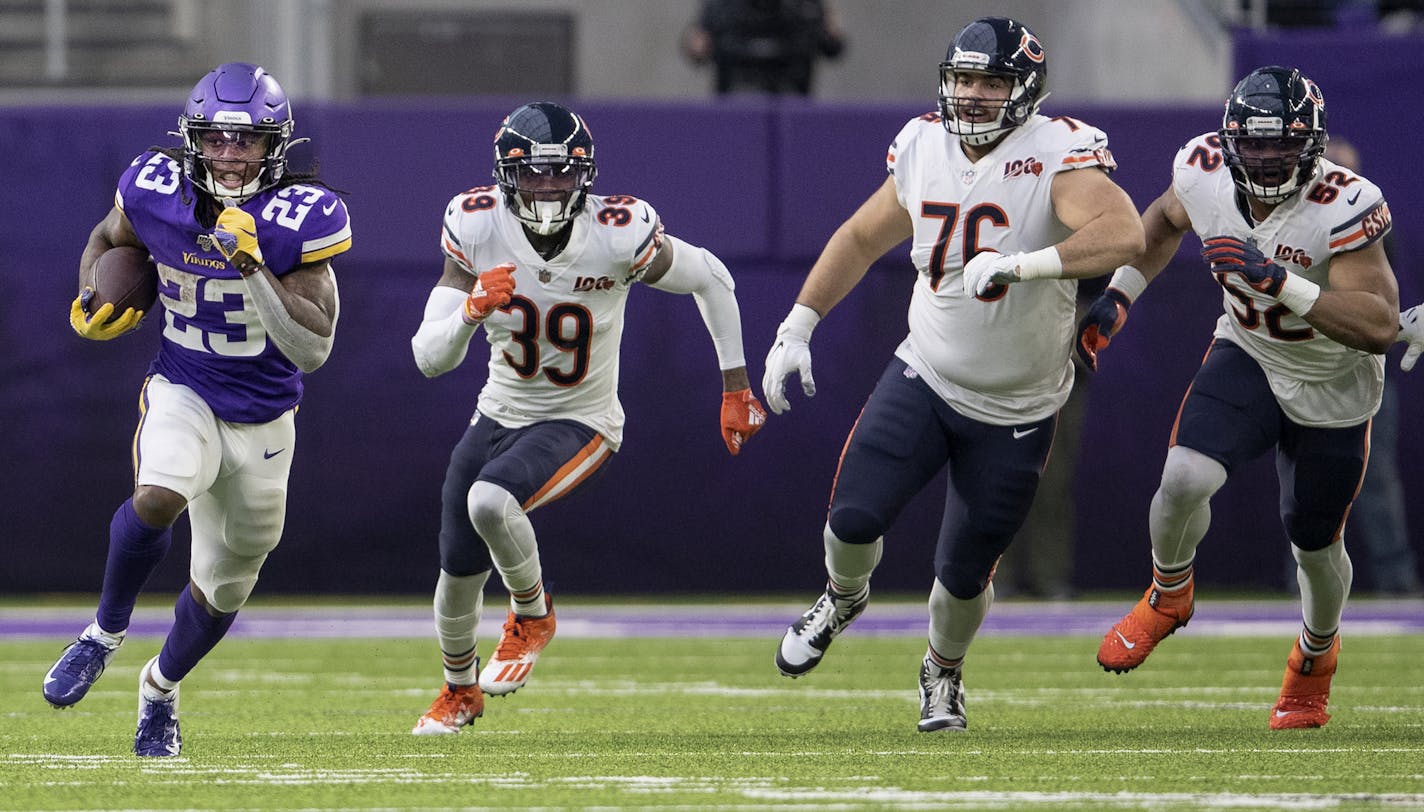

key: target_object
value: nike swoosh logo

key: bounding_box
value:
[1114,630,1136,650]
[641,211,651,222]
[1273,709,1299,719]
[1346,190,1361,205]
[263,448,286,459]
[44,675,57,685]
[322,200,338,216]
[1012,427,1039,439]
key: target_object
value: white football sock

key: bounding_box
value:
[824,523,882,596]
[468,481,546,615]
[1292,542,1352,640]
[1149,446,1227,568]
[434,569,489,685]
[927,577,993,663]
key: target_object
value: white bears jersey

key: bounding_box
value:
[440,186,664,449]
[888,112,1118,424]
[1171,132,1391,427]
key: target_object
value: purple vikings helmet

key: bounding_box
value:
[178,62,295,201]
[938,17,1048,146]
[493,102,597,235]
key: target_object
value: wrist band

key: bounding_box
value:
[781,302,822,339]
[1015,246,1063,280]
[1276,272,1321,315]
[1107,265,1149,302]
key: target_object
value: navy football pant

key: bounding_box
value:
[827,359,1056,599]
[1171,339,1369,551]
[438,416,609,575]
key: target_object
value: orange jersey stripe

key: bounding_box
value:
[443,236,470,266]
[632,240,658,272]
[1328,227,1366,250]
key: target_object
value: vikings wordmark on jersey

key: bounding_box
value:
[117,150,352,423]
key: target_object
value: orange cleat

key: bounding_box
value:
[479,596,556,696]
[412,682,484,735]
[1269,636,1340,730]
[1097,583,1194,673]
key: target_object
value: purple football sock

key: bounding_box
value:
[95,498,173,633]
[156,584,236,683]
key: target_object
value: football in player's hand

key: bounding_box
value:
[87,246,158,321]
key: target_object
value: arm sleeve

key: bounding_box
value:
[242,268,339,373]
[647,234,746,370]
[410,286,480,378]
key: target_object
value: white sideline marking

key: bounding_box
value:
[12,760,1424,809]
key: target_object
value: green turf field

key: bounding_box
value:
[3,629,1422,810]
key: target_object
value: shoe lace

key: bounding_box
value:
[493,615,533,659]
[432,686,472,715]
[56,639,108,678]
[800,591,857,633]
[137,698,177,738]
[923,667,962,716]
[798,594,836,633]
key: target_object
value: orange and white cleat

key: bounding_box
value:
[1097,583,1194,673]
[412,683,484,735]
[1269,636,1340,730]
[479,596,556,696]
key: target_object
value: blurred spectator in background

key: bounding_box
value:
[1379,0,1424,30]
[1263,0,1349,27]
[1322,137,1421,595]
[682,0,845,95]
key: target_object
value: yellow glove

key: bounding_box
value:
[70,290,143,340]
[213,199,263,267]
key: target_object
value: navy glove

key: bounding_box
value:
[1075,288,1132,372]
[1200,235,1285,297]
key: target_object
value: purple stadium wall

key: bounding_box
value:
[3,62,1420,596]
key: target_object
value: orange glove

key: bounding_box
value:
[720,388,766,456]
[463,263,516,324]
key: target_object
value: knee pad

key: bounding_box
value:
[468,481,517,538]
[1158,447,1228,509]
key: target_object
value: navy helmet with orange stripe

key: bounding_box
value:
[1219,66,1327,204]
[937,17,1048,147]
[493,102,598,235]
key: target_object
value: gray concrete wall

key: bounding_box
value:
[243,0,1233,103]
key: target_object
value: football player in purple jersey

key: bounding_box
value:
[47,62,352,757]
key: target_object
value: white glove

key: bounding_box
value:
[961,246,1063,298]
[961,250,1020,298]
[1401,304,1423,372]
[762,303,820,414]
